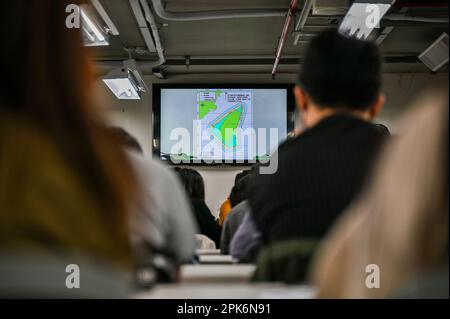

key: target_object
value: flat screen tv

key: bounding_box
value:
[152,84,295,165]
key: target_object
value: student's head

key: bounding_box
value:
[294,29,385,128]
[109,127,143,154]
[234,170,251,185]
[229,175,251,208]
[177,168,205,201]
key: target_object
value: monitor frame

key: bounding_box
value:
[152,83,296,166]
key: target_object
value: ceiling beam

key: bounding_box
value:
[161,56,420,66]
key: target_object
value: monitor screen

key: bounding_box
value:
[153,84,294,164]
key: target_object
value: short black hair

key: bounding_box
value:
[298,29,382,110]
[177,168,205,201]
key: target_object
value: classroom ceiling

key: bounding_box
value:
[91,0,449,77]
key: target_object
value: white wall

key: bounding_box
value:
[377,73,449,132]
[97,72,448,216]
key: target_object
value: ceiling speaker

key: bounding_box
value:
[418,33,449,72]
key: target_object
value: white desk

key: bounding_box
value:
[195,249,221,255]
[198,255,237,264]
[134,283,316,299]
[179,264,256,283]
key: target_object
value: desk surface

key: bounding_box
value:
[195,249,221,255]
[198,255,237,264]
[180,264,256,283]
[135,283,316,299]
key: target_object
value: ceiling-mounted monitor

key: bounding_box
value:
[152,84,295,165]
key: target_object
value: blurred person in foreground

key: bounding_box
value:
[0,1,135,297]
[311,93,449,298]
[249,29,387,250]
[109,128,197,284]
[176,168,222,248]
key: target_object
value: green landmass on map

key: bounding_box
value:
[211,105,243,148]
[198,100,218,119]
[198,90,223,119]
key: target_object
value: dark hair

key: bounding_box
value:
[230,174,251,208]
[374,123,391,137]
[171,167,182,173]
[109,127,143,154]
[298,29,382,110]
[177,168,205,201]
[234,170,251,185]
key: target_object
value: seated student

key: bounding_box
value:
[218,170,251,226]
[0,0,135,297]
[248,29,386,249]
[176,168,222,248]
[311,93,449,298]
[220,175,251,254]
[229,212,261,262]
[109,128,197,284]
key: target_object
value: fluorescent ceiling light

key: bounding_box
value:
[80,5,109,46]
[103,78,140,100]
[91,0,120,36]
[103,60,148,100]
[339,1,395,40]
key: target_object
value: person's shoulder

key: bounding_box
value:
[273,133,307,163]
[328,114,381,136]
[231,201,250,216]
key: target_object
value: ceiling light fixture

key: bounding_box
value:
[103,59,148,100]
[91,0,120,36]
[80,5,109,46]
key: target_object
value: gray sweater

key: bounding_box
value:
[128,152,198,267]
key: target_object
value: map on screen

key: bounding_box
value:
[159,87,287,163]
[197,89,253,158]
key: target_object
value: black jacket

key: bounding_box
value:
[191,198,222,248]
[249,114,384,244]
